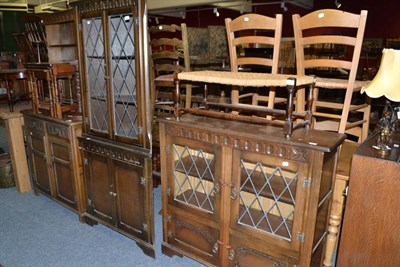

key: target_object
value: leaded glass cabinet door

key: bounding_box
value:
[82,11,143,146]
[109,13,140,143]
[82,15,109,138]
[230,149,308,251]
[163,135,222,265]
[167,137,222,221]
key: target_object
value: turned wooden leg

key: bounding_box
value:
[324,213,341,267]
[324,178,347,266]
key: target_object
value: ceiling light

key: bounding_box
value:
[335,0,342,8]
[281,2,288,12]
[213,8,219,17]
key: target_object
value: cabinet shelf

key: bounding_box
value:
[238,204,293,240]
[86,55,135,60]
[240,170,296,205]
[174,155,214,182]
[174,156,296,205]
[48,44,77,47]
[175,189,214,213]
[91,95,137,104]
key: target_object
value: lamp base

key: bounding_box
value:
[372,101,397,156]
[372,144,391,156]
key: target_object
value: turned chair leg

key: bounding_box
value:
[324,178,347,267]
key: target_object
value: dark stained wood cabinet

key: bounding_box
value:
[80,138,153,250]
[23,111,85,219]
[159,114,345,267]
[74,0,155,257]
[337,132,400,267]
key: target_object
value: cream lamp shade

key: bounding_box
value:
[361,48,400,102]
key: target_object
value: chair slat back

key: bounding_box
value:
[225,13,282,74]
[293,9,370,142]
[293,9,367,79]
[149,23,190,77]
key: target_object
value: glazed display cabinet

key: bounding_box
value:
[23,111,85,220]
[159,114,345,266]
[74,0,155,257]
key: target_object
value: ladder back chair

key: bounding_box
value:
[23,15,48,63]
[293,9,370,267]
[225,13,285,115]
[149,23,191,109]
[293,9,370,143]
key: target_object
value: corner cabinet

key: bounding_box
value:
[23,111,85,220]
[74,0,154,257]
[159,114,345,267]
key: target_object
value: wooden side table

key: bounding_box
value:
[0,69,29,112]
[0,112,31,192]
[337,131,400,266]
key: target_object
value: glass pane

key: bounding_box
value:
[238,159,298,241]
[173,144,216,213]
[109,14,138,139]
[82,17,109,133]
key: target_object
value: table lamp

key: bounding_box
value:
[361,48,400,155]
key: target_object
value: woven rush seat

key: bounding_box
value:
[154,73,176,88]
[315,77,369,90]
[154,74,174,82]
[178,70,315,87]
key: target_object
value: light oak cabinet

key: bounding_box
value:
[23,111,85,219]
[159,114,345,266]
[337,132,400,266]
[74,0,154,257]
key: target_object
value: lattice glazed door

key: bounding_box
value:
[81,10,144,146]
[82,16,109,137]
[230,149,309,253]
[108,13,139,142]
[169,141,221,217]
[162,136,223,265]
